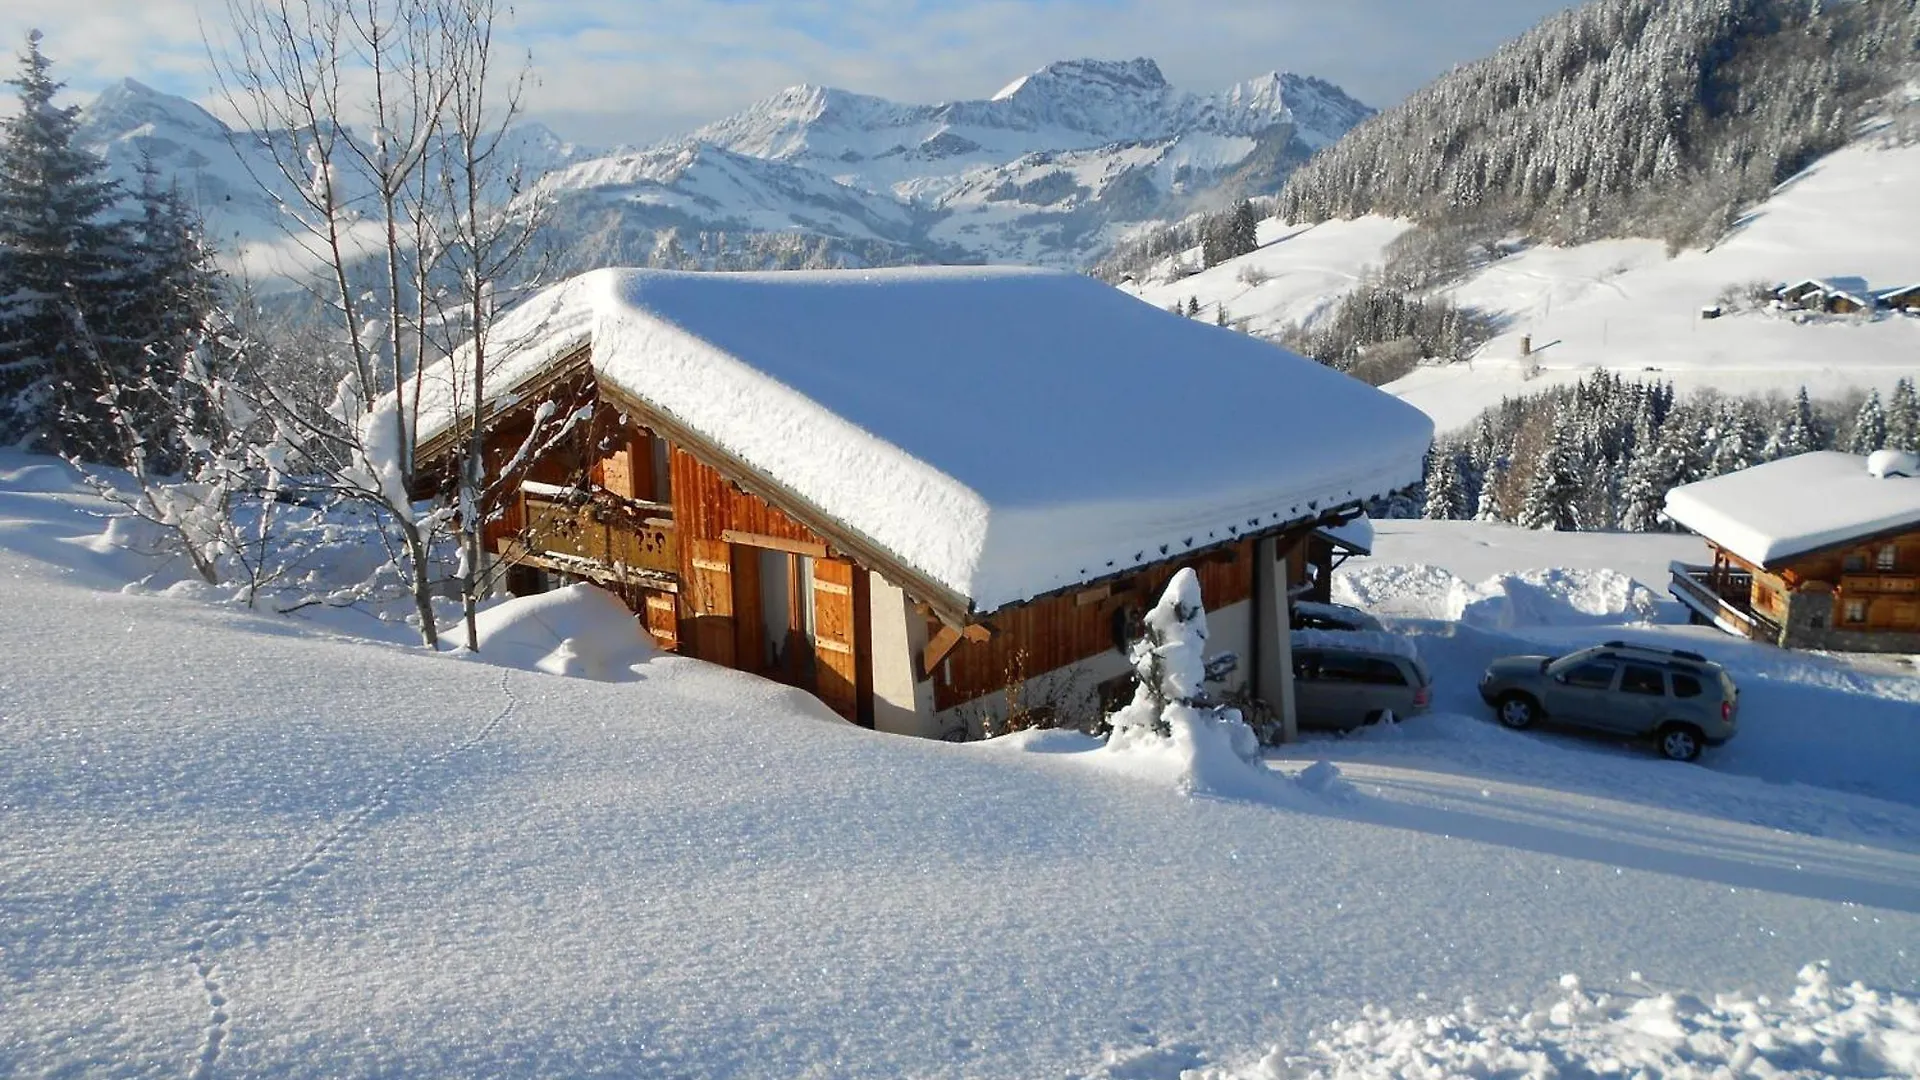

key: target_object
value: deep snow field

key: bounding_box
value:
[1125,135,1920,435]
[3,457,1918,1079]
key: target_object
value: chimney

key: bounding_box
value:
[1520,335,1532,357]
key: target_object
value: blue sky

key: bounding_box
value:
[2,0,1577,145]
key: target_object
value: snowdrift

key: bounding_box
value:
[468,583,657,680]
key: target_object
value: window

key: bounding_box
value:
[1292,651,1322,681]
[1878,545,1899,571]
[1361,658,1409,687]
[1844,599,1868,624]
[1844,553,1867,573]
[1671,673,1704,699]
[1620,664,1666,696]
[1562,661,1617,690]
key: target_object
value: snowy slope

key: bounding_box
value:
[5,457,1920,1078]
[1125,135,1920,434]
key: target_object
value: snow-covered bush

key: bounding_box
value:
[1105,569,1262,785]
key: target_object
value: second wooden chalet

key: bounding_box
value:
[413,267,1433,739]
[1665,450,1920,652]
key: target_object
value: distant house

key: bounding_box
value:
[1665,451,1920,652]
[413,268,1432,739]
[1773,277,1874,314]
[1878,284,1920,313]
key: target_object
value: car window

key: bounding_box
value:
[1362,658,1408,686]
[1620,663,1666,696]
[1318,654,1369,683]
[1561,661,1617,690]
[1671,673,1704,699]
[1292,651,1321,680]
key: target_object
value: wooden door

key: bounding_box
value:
[810,558,860,721]
[684,538,736,666]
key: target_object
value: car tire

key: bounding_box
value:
[1495,693,1539,730]
[1658,723,1704,763]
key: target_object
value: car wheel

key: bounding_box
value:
[1495,693,1539,730]
[1658,724,1704,763]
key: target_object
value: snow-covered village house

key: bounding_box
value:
[413,268,1431,739]
[1665,450,1920,653]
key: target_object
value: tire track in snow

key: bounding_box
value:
[184,670,520,1080]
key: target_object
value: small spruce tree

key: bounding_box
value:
[1846,388,1889,454]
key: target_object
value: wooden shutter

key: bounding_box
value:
[643,591,679,652]
[811,558,860,721]
[684,538,736,666]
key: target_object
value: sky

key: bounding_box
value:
[1,0,1579,147]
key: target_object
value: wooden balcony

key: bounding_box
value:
[1840,573,1919,596]
[1668,561,1779,642]
[502,483,678,586]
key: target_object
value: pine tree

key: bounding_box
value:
[1888,378,1920,453]
[1185,296,1200,318]
[1765,386,1819,459]
[1846,388,1888,454]
[1518,417,1582,531]
[1424,448,1467,520]
[0,31,128,456]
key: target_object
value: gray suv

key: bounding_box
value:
[1477,641,1738,761]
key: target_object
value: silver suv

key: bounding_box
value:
[1477,641,1738,761]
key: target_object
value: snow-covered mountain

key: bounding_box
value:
[75,77,601,259]
[72,60,1368,274]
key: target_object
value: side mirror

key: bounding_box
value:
[1552,673,1568,685]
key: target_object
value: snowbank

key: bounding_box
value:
[1178,964,1920,1080]
[468,583,656,680]
[413,267,1431,612]
[1336,564,1663,628]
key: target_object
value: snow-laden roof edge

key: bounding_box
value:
[1663,451,1920,567]
[415,267,1432,614]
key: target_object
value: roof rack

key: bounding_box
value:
[1602,640,1709,663]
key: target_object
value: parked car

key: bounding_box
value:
[1477,640,1738,761]
[1291,629,1431,731]
[1291,600,1384,633]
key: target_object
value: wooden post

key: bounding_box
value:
[1253,536,1299,743]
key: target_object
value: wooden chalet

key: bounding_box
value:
[1877,284,1920,313]
[1773,277,1874,315]
[1665,451,1920,652]
[413,267,1432,739]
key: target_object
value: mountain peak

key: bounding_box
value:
[992,57,1168,102]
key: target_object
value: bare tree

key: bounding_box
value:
[211,0,548,648]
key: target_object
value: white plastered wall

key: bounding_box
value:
[867,573,938,738]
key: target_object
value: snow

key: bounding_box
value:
[1664,451,1920,567]
[6,465,1920,1078]
[1388,139,1920,432]
[467,584,659,680]
[1290,628,1420,663]
[1316,513,1373,554]
[414,266,1432,612]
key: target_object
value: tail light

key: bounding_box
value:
[1721,700,1734,723]
[1414,686,1431,709]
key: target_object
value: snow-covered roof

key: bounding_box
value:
[1663,451,1920,568]
[1314,514,1374,555]
[416,267,1431,613]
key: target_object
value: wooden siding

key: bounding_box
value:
[1712,531,1920,635]
[929,539,1263,712]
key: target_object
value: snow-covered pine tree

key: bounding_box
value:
[0,31,128,457]
[1708,400,1766,476]
[1106,567,1260,765]
[1846,388,1889,454]
[1424,446,1468,520]
[1766,387,1820,460]
[1518,416,1582,531]
[1888,378,1920,453]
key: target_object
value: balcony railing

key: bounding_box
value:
[1668,561,1778,641]
[506,483,678,581]
[1840,573,1919,596]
